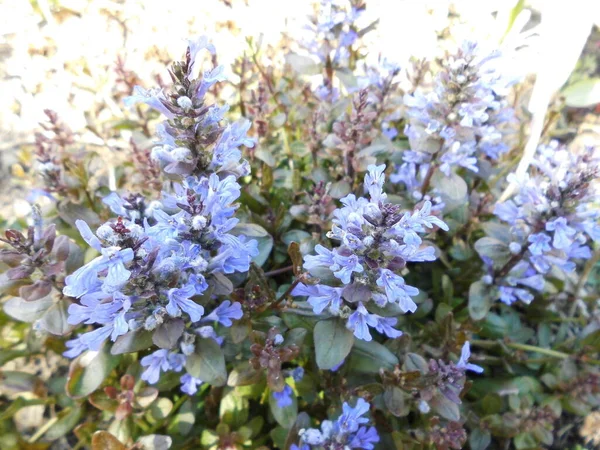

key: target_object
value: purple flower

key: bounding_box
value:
[166,284,204,322]
[180,373,203,395]
[456,342,484,374]
[202,300,243,327]
[546,217,576,249]
[376,269,419,312]
[528,233,551,255]
[141,350,186,384]
[350,426,380,450]
[272,384,294,408]
[292,283,344,314]
[336,398,371,434]
[346,303,378,341]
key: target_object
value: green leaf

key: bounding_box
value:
[152,319,185,349]
[233,223,273,267]
[481,393,503,414]
[469,281,493,321]
[0,397,49,421]
[348,339,399,373]
[269,389,298,429]
[329,180,351,199]
[384,386,408,417]
[285,53,320,75]
[480,222,512,244]
[44,406,83,441]
[39,298,74,335]
[227,361,263,387]
[403,353,428,373]
[314,319,355,370]
[3,295,54,323]
[149,398,173,421]
[432,171,467,211]
[562,78,600,107]
[514,432,538,450]
[284,412,311,450]
[66,346,121,399]
[469,428,491,450]
[136,435,173,450]
[474,237,509,261]
[167,398,195,436]
[429,394,460,421]
[91,431,126,450]
[185,338,227,386]
[111,329,154,355]
[220,388,249,428]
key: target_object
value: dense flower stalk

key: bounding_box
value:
[62,37,257,394]
[481,141,599,304]
[293,164,448,341]
[392,41,516,198]
[292,397,379,449]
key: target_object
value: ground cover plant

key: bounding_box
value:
[1,1,600,449]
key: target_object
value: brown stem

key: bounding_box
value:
[419,162,437,195]
[264,265,294,277]
[273,275,305,307]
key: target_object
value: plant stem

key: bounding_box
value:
[264,265,294,277]
[506,342,570,359]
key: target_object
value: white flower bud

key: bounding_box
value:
[192,215,207,230]
[177,96,193,111]
[96,224,116,242]
[171,147,193,163]
[509,242,522,254]
[418,399,431,413]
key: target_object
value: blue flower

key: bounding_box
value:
[166,284,204,322]
[180,373,203,395]
[332,253,364,284]
[202,300,243,327]
[124,86,173,119]
[376,269,419,312]
[346,303,378,341]
[291,367,305,382]
[349,426,380,450]
[456,341,484,374]
[546,217,576,250]
[297,396,378,449]
[292,283,344,314]
[336,398,371,434]
[304,244,335,270]
[273,384,294,408]
[141,350,185,384]
[374,316,403,339]
[528,233,551,255]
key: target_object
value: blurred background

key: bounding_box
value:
[0,0,599,218]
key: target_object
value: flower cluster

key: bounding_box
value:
[482,141,599,305]
[300,0,364,101]
[125,36,253,179]
[421,342,483,408]
[392,41,515,198]
[293,164,448,341]
[293,398,379,450]
[62,38,258,395]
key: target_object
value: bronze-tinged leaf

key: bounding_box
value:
[19,280,52,302]
[91,431,127,450]
[115,402,133,421]
[152,319,185,349]
[120,374,135,391]
[287,242,303,276]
